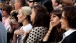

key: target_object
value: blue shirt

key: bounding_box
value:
[0,21,7,43]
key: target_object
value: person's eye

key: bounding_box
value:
[53,15,56,17]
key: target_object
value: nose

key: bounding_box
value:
[50,17,53,21]
[17,14,18,17]
[60,19,62,22]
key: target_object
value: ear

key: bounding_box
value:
[18,3,22,7]
[23,14,27,19]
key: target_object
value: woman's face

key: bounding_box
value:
[9,18,19,30]
[50,13,60,26]
[10,22,19,30]
[60,12,68,30]
[17,10,25,23]
[30,9,36,23]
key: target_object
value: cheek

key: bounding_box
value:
[18,14,24,21]
[11,25,15,29]
[2,11,6,16]
[61,20,68,29]
[18,15,22,18]
[14,3,19,8]
[62,20,67,26]
[31,14,35,22]
[54,18,60,25]
[14,3,16,6]
[31,14,33,20]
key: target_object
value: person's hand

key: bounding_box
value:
[22,30,31,43]
[58,41,61,43]
[14,29,24,35]
[9,28,14,33]
[43,22,53,42]
[74,3,76,6]
[49,22,54,31]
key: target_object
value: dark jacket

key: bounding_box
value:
[62,31,76,43]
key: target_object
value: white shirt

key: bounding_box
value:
[21,23,32,32]
[18,23,32,43]
[62,29,76,41]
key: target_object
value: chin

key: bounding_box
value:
[18,21,21,23]
[61,26,65,29]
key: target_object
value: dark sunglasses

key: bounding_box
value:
[29,1,35,3]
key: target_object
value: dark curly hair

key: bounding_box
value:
[32,5,50,29]
[63,6,76,29]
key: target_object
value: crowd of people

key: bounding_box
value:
[0,0,76,43]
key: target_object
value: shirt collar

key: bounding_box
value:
[63,29,76,37]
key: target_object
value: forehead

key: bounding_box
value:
[9,19,18,24]
[15,0,20,2]
[52,0,56,2]
[50,13,56,16]
[18,9,23,15]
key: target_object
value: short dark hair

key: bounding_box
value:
[17,0,27,6]
[32,5,50,28]
[2,4,12,15]
[63,6,76,28]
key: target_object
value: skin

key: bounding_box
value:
[30,8,36,23]
[50,13,60,27]
[17,9,25,23]
[60,12,70,31]
[14,0,21,11]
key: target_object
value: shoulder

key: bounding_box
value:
[31,27,47,34]
[27,24,32,29]
[69,31,76,37]
[62,31,76,43]
[0,22,5,28]
[33,27,47,31]
[23,24,32,29]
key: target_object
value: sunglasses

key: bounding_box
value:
[29,1,35,3]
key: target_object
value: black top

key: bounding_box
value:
[41,27,64,43]
[7,31,14,43]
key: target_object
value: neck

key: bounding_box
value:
[4,15,9,19]
[22,20,29,26]
[15,7,22,12]
[65,27,71,31]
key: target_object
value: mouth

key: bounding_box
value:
[51,22,54,25]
